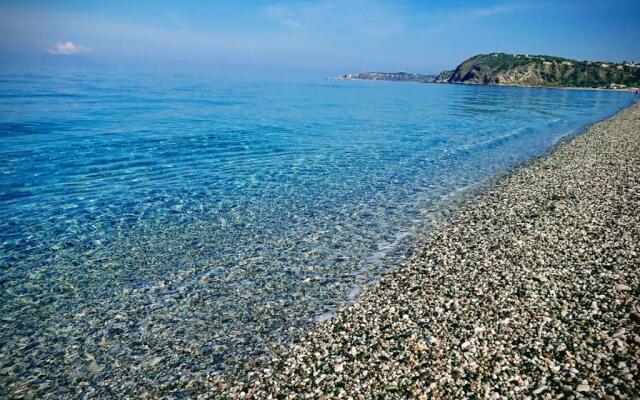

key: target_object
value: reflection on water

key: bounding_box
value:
[0,69,635,396]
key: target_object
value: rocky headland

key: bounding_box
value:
[340,53,640,90]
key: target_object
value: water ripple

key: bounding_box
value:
[0,70,635,395]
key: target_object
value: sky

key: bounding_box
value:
[0,0,639,78]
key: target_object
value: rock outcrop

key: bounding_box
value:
[341,53,640,89]
[446,53,640,88]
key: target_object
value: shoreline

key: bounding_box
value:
[334,77,640,93]
[215,101,640,398]
[4,76,636,400]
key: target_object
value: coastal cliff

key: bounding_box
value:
[340,53,640,89]
[447,53,640,88]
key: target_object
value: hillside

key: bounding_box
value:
[445,53,640,88]
[340,53,640,89]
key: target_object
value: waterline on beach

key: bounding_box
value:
[0,70,636,396]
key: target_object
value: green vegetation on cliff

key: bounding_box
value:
[447,53,640,88]
[341,53,640,90]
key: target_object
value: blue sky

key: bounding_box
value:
[0,0,639,77]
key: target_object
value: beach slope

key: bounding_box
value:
[218,102,639,399]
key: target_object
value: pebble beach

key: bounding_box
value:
[215,101,640,399]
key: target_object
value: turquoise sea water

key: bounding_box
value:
[0,69,636,395]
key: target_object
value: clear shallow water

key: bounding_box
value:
[0,69,635,395]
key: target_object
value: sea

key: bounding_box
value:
[0,68,635,396]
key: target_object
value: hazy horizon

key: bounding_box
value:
[1,0,639,79]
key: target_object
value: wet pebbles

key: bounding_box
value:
[216,102,640,398]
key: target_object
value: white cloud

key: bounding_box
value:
[47,41,90,55]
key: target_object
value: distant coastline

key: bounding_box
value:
[336,76,640,93]
[338,52,640,92]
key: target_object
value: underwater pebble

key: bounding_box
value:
[213,102,640,398]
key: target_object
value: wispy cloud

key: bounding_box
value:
[264,4,303,28]
[47,41,90,55]
[262,0,406,39]
[469,3,529,18]
[417,2,534,36]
